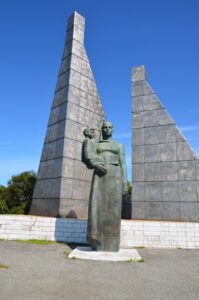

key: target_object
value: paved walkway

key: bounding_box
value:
[0,240,199,300]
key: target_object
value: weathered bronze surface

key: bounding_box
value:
[82,122,128,252]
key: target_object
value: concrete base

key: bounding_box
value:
[68,246,142,262]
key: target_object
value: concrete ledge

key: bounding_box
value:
[68,246,142,262]
[0,215,199,249]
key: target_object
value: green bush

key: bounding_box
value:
[0,171,36,215]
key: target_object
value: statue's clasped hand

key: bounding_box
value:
[94,162,108,177]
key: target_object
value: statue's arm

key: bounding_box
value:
[119,144,128,194]
[82,140,107,176]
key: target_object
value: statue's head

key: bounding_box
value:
[102,121,113,139]
[83,128,95,139]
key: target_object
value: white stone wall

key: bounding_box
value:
[121,220,199,249]
[0,215,87,244]
[0,215,199,249]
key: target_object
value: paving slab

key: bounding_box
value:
[0,240,199,300]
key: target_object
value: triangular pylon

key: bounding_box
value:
[131,65,199,221]
[30,12,105,218]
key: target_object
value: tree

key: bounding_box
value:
[0,171,36,214]
[127,181,132,196]
[0,185,9,214]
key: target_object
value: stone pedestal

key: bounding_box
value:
[68,246,142,262]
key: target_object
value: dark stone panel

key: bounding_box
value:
[160,143,177,162]
[67,12,85,31]
[59,199,88,219]
[64,119,77,139]
[144,126,160,145]
[63,138,76,159]
[144,144,161,162]
[132,96,143,112]
[196,160,199,180]
[67,84,80,105]
[73,160,87,181]
[132,112,143,128]
[132,128,144,146]
[158,125,176,144]
[177,161,196,180]
[75,141,83,160]
[180,202,199,222]
[175,128,186,142]
[132,146,144,163]
[56,71,70,91]
[33,178,61,199]
[131,182,145,201]
[145,182,161,202]
[72,179,87,200]
[162,182,179,202]
[60,178,73,199]
[176,142,197,161]
[146,202,162,220]
[132,82,143,97]
[68,69,81,88]
[41,138,64,161]
[132,163,144,181]
[162,202,180,221]
[142,93,163,111]
[81,59,94,80]
[161,162,178,181]
[45,120,66,143]
[158,109,174,126]
[132,81,154,97]
[131,201,146,219]
[179,181,198,202]
[66,25,85,45]
[144,110,160,127]
[37,159,62,179]
[144,163,161,181]
[52,86,69,108]
[62,158,75,178]
[30,198,60,217]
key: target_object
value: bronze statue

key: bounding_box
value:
[82,121,128,252]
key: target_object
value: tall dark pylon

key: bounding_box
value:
[132,65,199,221]
[30,12,105,218]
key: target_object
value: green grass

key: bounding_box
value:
[0,263,9,269]
[14,239,56,245]
[135,246,145,249]
[64,249,72,258]
[137,258,144,263]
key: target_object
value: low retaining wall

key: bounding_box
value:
[0,215,199,249]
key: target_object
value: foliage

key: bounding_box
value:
[127,181,132,195]
[0,171,36,215]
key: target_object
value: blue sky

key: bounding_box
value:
[0,0,199,185]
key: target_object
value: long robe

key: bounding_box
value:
[86,140,127,252]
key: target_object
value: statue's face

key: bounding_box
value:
[102,122,113,138]
[89,128,95,138]
[84,128,95,138]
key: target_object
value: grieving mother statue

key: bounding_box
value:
[82,121,128,252]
